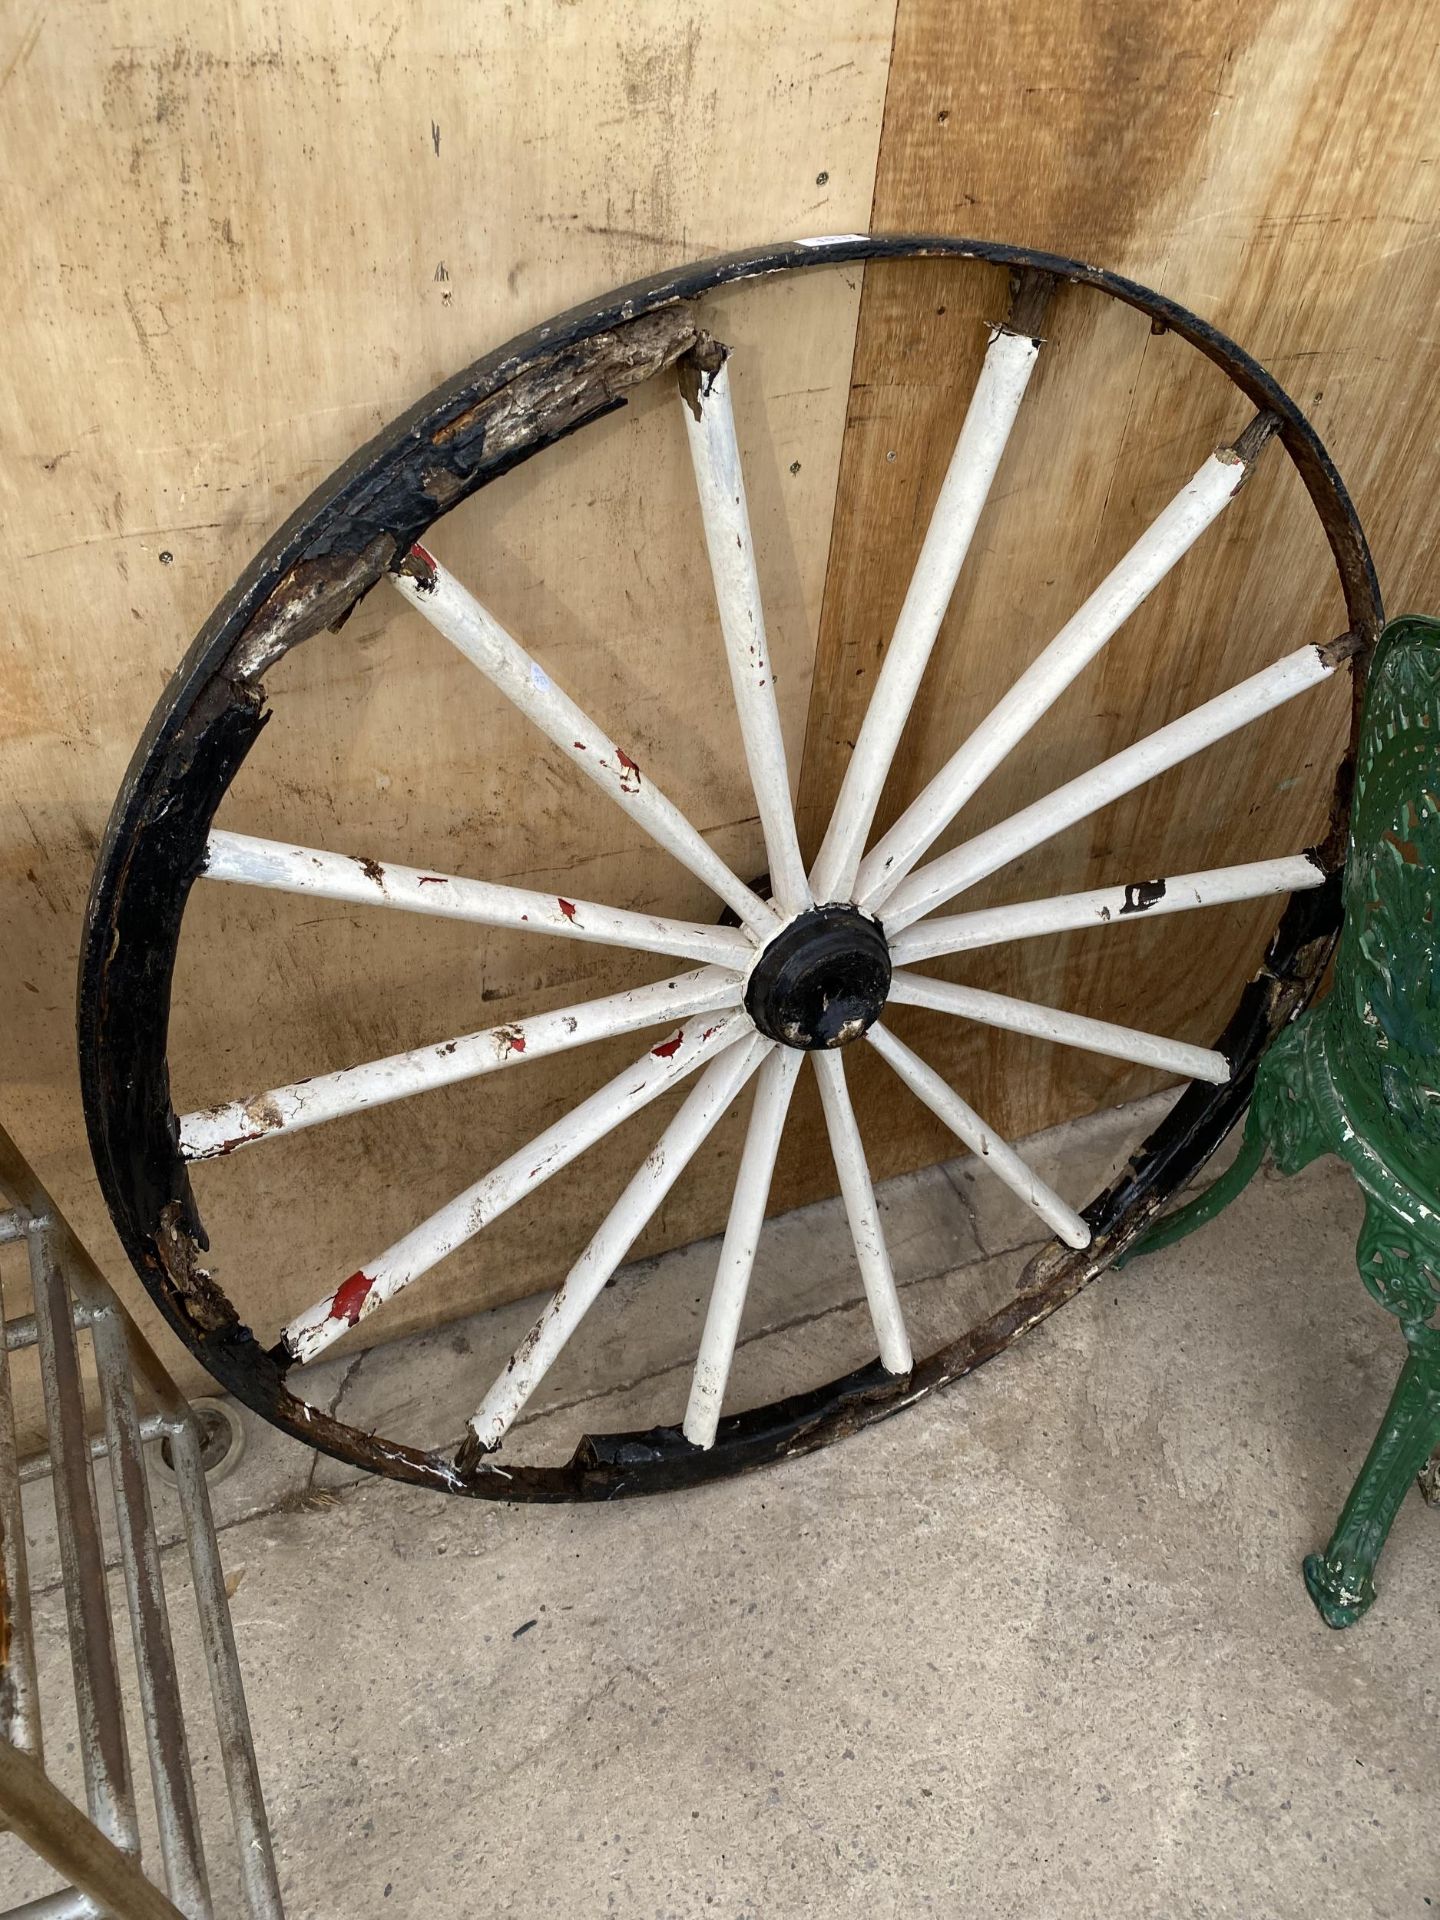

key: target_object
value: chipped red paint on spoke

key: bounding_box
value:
[179,967,743,1162]
[279,1011,749,1365]
[388,551,778,936]
[200,830,751,969]
[330,1270,377,1327]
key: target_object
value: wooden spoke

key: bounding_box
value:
[812,1050,912,1375]
[887,970,1230,1083]
[391,547,780,939]
[866,1023,1090,1248]
[278,1010,750,1366]
[856,414,1278,907]
[180,967,744,1162]
[202,831,755,969]
[681,349,811,915]
[887,853,1325,965]
[876,640,1350,932]
[683,1047,804,1447]
[462,1033,773,1458]
[809,305,1049,903]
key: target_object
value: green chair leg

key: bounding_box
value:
[1304,1343,1440,1628]
[1118,1119,1266,1267]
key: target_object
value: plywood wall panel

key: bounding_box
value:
[0,2,893,1388]
[795,0,1439,1182]
[169,276,873,1354]
[3,0,1437,1407]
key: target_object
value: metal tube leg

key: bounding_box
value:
[167,1416,284,1919]
[0,1738,184,1920]
[90,1304,213,1915]
[1304,1342,1440,1628]
[1117,1117,1266,1267]
[27,1223,140,1854]
[0,1258,43,1760]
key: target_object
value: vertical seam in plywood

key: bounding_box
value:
[791,0,906,863]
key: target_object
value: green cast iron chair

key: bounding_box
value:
[1129,613,1440,1628]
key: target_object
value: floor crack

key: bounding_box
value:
[297,1346,371,1498]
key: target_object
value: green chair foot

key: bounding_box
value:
[1118,1123,1265,1268]
[1303,1549,1374,1629]
[1302,1349,1440,1628]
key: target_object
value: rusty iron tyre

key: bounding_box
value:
[79,236,1381,1501]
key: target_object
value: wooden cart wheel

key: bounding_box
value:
[78,236,1381,1500]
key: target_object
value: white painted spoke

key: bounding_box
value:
[681,351,811,914]
[857,420,1276,907]
[391,547,780,939]
[465,1033,773,1455]
[809,323,1044,903]
[180,967,743,1162]
[683,1046,804,1448]
[878,641,1347,932]
[812,1050,912,1375]
[866,1023,1090,1249]
[280,1009,750,1366]
[888,853,1325,965]
[204,830,752,969]
[888,969,1230,1084]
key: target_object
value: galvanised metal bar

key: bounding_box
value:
[0,1124,284,1920]
[17,1417,169,1488]
[26,1223,140,1858]
[88,1303,211,1914]
[0,1740,182,1920]
[6,1889,100,1917]
[162,1419,282,1920]
[0,1228,42,1763]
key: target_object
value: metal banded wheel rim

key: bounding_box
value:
[79,234,1381,1501]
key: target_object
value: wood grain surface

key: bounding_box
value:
[1,0,1435,1410]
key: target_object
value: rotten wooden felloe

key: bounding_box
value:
[79,236,1380,1502]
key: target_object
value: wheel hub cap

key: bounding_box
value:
[744,904,891,1050]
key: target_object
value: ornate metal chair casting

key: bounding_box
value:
[1131,614,1440,1627]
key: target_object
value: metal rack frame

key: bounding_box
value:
[0,1124,282,1918]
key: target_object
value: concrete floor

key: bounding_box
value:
[3,1093,1438,1918]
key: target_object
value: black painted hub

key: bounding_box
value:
[745,904,892,1051]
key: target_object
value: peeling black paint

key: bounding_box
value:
[1120,879,1166,915]
[676,332,728,423]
